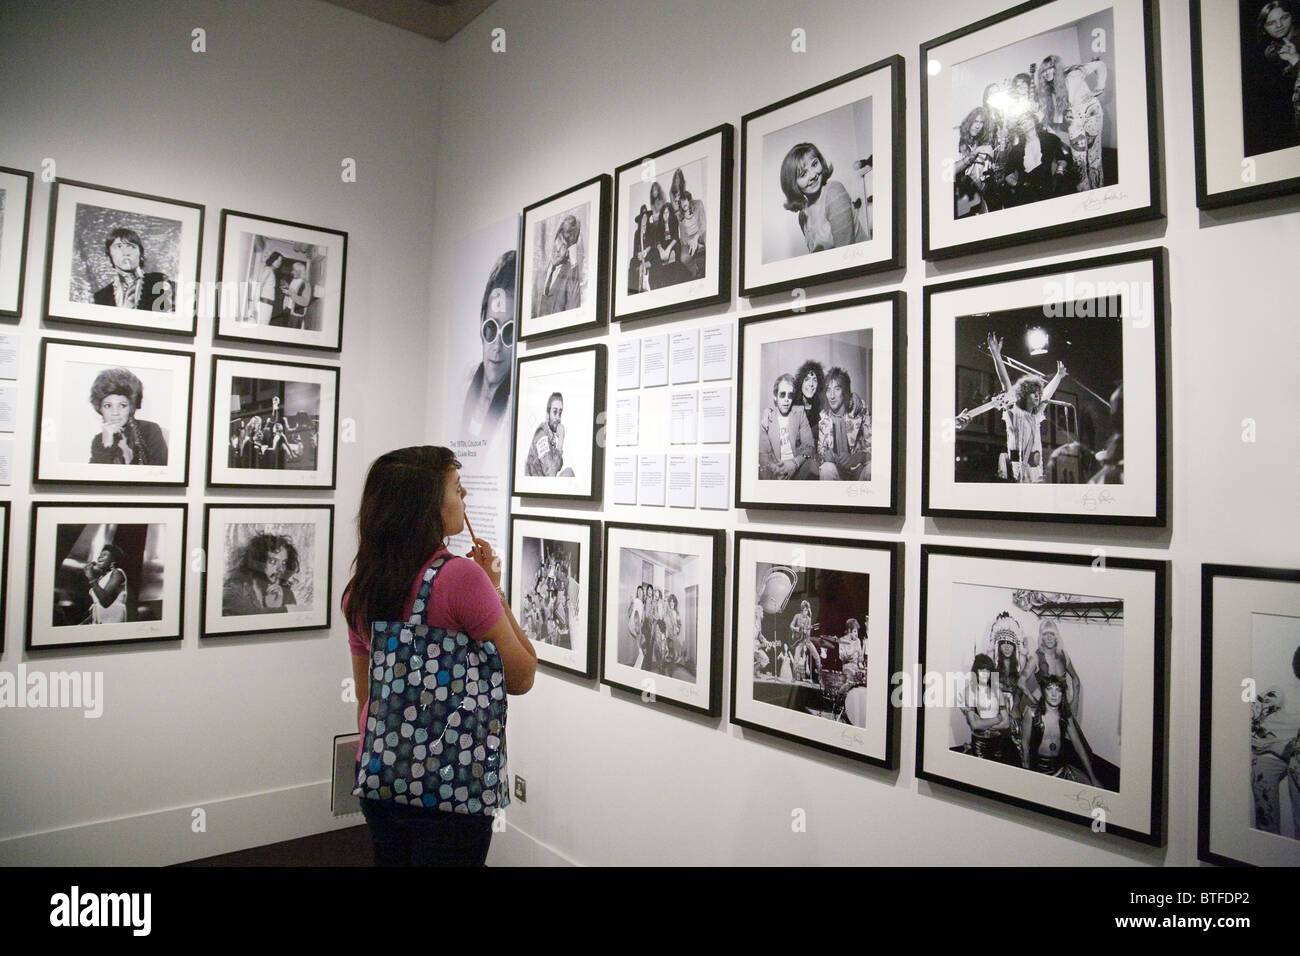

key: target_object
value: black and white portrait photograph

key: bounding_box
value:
[215,211,347,351]
[948,582,1124,792]
[613,125,732,323]
[601,523,724,717]
[0,166,34,318]
[509,513,601,678]
[207,355,339,489]
[1200,565,1300,867]
[26,503,186,650]
[918,545,1166,845]
[517,176,609,341]
[202,505,334,638]
[952,304,1122,486]
[511,344,605,501]
[922,0,1159,259]
[737,292,901,514]
[924,249,1166,525]
[1191,1,1300,207]
[741,59,902,297]
[34,339,195,486]
[44,179,202,334]
[731,533,899,766]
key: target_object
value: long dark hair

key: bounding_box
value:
[343,445,461,635]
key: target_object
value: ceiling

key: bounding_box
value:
[316,0,497,42]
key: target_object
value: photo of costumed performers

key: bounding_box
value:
[950,582,1124,791]
[953,303,1123,486]
[1249,612,1300,841]
[518,535,580,650]
[615,548,699,680]
[751,560,871,727]
[625,160,708,295]
[950,9,1116,218]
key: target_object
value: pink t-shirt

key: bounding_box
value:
[347,549,504,749]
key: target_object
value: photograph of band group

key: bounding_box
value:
[950,8,1116,218]
[953,302,1122,486]
[615,547,700,681]
[227,377,320,472]
[751,561,870,727]
[950,582,1124,791]
[519,535,581,650]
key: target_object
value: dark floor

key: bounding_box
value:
[177,822,374,866]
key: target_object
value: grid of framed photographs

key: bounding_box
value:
[4,170,346,653]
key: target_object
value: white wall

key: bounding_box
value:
[0,0,441,863]
[429,0,1300,866]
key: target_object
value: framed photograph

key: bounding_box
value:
[923,247,1167,525]
[600,522,726,717]
[509,513,601,679]
[0,166,34,318]
[731,532,902,768]
[918,544,1167,846]
[510,343,605,501]
[201,504,334,639]
[207,354,340,489]
[920,0,1161,260]
[1192,1,1300,209]
[43,179,202,335]
[740,56,903,298]
[33,338,195,486]
[612,124,733,324]
[736,291,902,514]
[214,210,348,352]
[1200,564,1300,866]
[26,502,187,651]
[518,175,610,341]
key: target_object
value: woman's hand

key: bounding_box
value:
[468,537,502,588]
[101,423,121,447]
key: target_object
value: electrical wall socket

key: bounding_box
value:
[513,774,527,802]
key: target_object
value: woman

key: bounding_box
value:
[778,142,869,254]
[345,446,536,866]
[82,543,128,624]
[1034,55,1071,141]
[88,367,168,466]
[254,251,284,326]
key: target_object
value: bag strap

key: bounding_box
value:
[406,555,451,626]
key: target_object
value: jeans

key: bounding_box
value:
[360,798,494,867]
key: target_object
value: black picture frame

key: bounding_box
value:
[199,503,336,640]
[919,0,1163,261]
[42,178,204,336]
[916,543,1168,847]
[0,165,35,320]
[739,55,905,298]
[214,209,348,353]
[33,337,196,487]
[206,353,341,490]
[922,246,1168,526]
[735,289,904,515]
[599,521,726,718]
[1190,1,1300,210]
[0,501,10,652]
[25,501,188,651]
[510,342,606,502]
[508,511,602,679]
[611,123,734,324]
[730,530,903,769]
[517,174,611,343]
[1199,563,1300,867]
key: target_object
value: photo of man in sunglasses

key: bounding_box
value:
[460,250,516,443]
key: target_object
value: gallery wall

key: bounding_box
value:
[0,0,442,863]
[427,0,1300,865]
